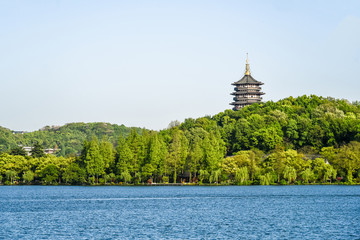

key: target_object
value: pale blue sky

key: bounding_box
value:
[1,0,359,131]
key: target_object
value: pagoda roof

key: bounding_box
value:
[230,99,261,105]
[232,75,263,85]
[231,91,265,95]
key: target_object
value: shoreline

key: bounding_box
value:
[1,182,359,186]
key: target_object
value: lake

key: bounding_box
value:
[0,185,359,239]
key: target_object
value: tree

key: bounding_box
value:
[22,170,34,183]
[283,166,297,184]
[142,133,166,182]
[260,172,273,185]
[265,146,286,183]
[250,127,283,151]
[235,167,249,184]
[187,135,203,182]
[83,137,104,184]
[300,168,314,183]
[120,169,132,183]
[203,131,225,173]
[333,142,360,183]
[141,163,156,181]
[9,146,27,156]
[285,119,299,147]
[63,162,86,184]
[39,164,59,185]
[31,142,45,158]
[232,119,251,152]
[116,136,134,176]
[209,169,221,184]
[323,165,337,183]
[126,129,143,175]
[99,137,115,173]
[198,169,209,184]
[5,170,17,184]
[312,158,328,182]
[166,129,188,183]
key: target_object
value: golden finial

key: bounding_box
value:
[245,53,251,76]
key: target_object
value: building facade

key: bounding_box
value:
[230,56,264,110]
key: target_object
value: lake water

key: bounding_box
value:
[0,186,359,239]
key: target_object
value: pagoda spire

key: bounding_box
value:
[245,53,251,76]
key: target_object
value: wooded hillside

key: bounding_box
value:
[1,95,360,185]
[0,122,142,156]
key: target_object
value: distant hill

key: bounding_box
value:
[0,122,143,156]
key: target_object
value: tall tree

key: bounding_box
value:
[187,135,203,182]
[166,129,188,183]
[116,136,134,177]
[99,137,115,173]
[83,137,104,184]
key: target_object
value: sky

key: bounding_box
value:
[1,0,360,131]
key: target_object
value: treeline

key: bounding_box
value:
[0,134,359,185]
[0,95,360,185]
[0,122,142,156]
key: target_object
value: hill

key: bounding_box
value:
[0,122,142,156]
[1,95,360,185]
[207,95,360,154]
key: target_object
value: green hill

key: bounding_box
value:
[0,122,142,156]
[208,95,360,154]
[1,95,360,185]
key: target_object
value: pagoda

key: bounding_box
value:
[230,55,264,110]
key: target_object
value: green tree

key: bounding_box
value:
[260,172,273,185]
[265,146,286,183]
[63,162,86,184]
[334,142,360,183]
[9,146,27,156]
[39,164,59,185]
[323,165,337,183]
[22,170,34,183]
[187,135,203,182]
[198,169,209,184]
[283,166,297,184]
[142,133,166,182]
[312,158,328,182]
[235,166,249,184]
[5,170,17,184]
[99,137,115,173]
[203,131,225,173]
[116,136,134,176]
[209,169,221,184]
[300,168,314,183]
[120,169,132,183]
[31,142,45,158]
[83,137,104,184]
[166,129,188,183]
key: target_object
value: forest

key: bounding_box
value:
[0,95,360,185]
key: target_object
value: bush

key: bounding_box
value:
[162,176,169,183]
[280,179,287,185]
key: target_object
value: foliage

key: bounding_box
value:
[0,95,360,185]
[31,142,46,158]
[0,123,141,156]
